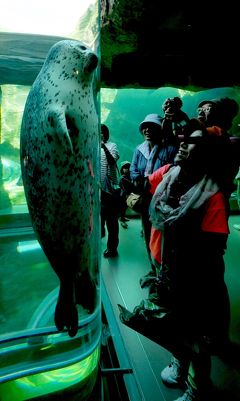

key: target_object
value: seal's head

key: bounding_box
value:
[42,39,98,79]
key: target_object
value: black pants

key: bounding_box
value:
[141,195,155,271]
[101,191,119,251]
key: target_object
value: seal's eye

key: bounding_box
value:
[79,45,87,51]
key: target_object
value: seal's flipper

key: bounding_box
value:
[47,110,74,154]
[54,296,78,338]
[75,270,97,313]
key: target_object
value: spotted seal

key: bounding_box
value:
[20,40,100,337]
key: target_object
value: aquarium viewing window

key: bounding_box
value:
[0,0,99,222]
[0,3,101,400]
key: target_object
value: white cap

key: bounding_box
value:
[139,114,162,132]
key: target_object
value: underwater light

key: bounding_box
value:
[17,240,41,253]
[0,346,99,401]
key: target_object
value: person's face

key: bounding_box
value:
[162,98,172,112]
[101,130,109,143]
[122,166,130,175]
[197,103,218,127]
[141,123,161,143]
[174,130,203,167]
[162,98,179,116]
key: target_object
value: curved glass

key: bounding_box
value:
[0,1,101,400]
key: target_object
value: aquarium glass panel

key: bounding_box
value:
[0,1,101,400]
[100,86,240,165]
[0,85,28,212]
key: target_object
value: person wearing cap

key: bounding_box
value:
[130,113,178,266]
[119,124,234,401]
[196,97,239,200]
[118,161,133,228]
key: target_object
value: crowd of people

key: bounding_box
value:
[101,95,240,401]
[101,97,188,259]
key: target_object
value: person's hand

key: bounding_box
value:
[171,109,189,124]
[164,109,175,120]
[133,176,144,194]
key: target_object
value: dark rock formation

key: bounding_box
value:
[0,1,238,90]
[101,0,239,89]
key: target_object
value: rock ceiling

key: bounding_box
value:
[0,0,238,90]
[100,0,239,90]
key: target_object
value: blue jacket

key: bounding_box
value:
[130,141,177,181]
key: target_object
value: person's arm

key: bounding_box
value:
[129,148,146,193]
[130,148,141,181]
[166,145,178,164]
[201,231,228,257]
[200,192,229,273]
[148,164,172,194]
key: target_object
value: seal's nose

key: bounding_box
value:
[84,53,98,73]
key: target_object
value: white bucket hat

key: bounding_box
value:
[139,114,162,132]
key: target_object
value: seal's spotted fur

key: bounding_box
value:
[20,40,99,337]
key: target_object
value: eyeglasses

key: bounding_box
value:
[197,106,212,114]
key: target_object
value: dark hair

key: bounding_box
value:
[162,97,183,112]
[101,124,109,140]
[182,118,205,137]
[205,133,236,197]
[199,124,235,197]
[216,97,239,130]
[183,119,236,197]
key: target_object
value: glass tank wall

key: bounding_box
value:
[101,86,240,165]
[0,1,101,400]
[100,86,240,212]
[1,1,240,400]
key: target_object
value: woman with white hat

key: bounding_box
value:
[130,113,178,268]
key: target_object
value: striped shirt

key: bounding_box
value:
[101,141,120,186]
